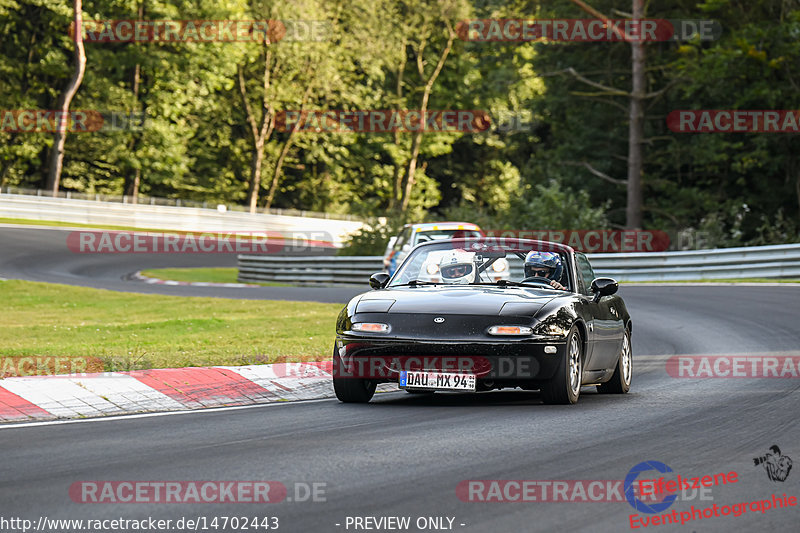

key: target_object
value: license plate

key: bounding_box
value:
[399,370,476,391]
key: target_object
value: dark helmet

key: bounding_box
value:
[524,251,563,281]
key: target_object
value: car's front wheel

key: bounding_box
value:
[598,328,632,394]
[541,327,583,405]
[332,350,377,403]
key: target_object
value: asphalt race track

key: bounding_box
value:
[0,225,360,302]
[1,226,799,533]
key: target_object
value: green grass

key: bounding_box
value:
[0,279,340,372]
[140,267,288,287]
[0,216,175,233]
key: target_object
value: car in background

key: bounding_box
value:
[383,222,509,282]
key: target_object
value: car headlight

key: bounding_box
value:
[491,258,509,272]
[487,325,533,336]
[351,322,391,333]
[426,263,439,275]
[533,322,569,337]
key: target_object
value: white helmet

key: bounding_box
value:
[438,250,476,284]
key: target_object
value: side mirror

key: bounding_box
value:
[369,272,391,290]
[591,277,618,302]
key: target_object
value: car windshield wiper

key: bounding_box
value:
[392,280,439,287]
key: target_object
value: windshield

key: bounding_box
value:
[388,238,571,290]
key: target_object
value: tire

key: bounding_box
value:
[598,328,632,394]
[541,327,583,405]
[332,350,377,403]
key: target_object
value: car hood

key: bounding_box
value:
[356,286,559,317]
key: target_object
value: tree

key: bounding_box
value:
[385,0,471,214]
[45,0,85,195]
[564,0,645,229]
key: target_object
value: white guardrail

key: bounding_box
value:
[0,193,364,244]
[238,243,800,285]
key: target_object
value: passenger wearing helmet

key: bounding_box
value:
[438,250,476,284]
[523,251,566,290]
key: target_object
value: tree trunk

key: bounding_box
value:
[264,83,312,209]
[124,2,144,204]
[46,0,86,196]
[124,63,142,201]
[129,168,140,203]
[399,25,455,212]
[626,0,645,229]
[400,130,424,211]
[239,44,275,214]
[248,139,266,212]
[264,134,292,210]
[390,37,407,211]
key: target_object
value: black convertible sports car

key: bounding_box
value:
[333,237,632,404]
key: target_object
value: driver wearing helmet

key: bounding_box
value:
[439,250,476,284]
[524,251,566,290]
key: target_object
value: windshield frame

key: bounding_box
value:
[387,237,576,291]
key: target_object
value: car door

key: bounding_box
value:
[576,253,623,371]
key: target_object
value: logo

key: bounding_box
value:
[666,356,800,378]
[624,461,677,514]
[0,110,144,133]
[71,20,332,43]
[667,110,800,133]
[754,445,793,482]
[434,317,445,323]
[480,230,670,253]
[66,231,335,254]
[275,110,490,133]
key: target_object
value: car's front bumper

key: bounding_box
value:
[333,336,566,384]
